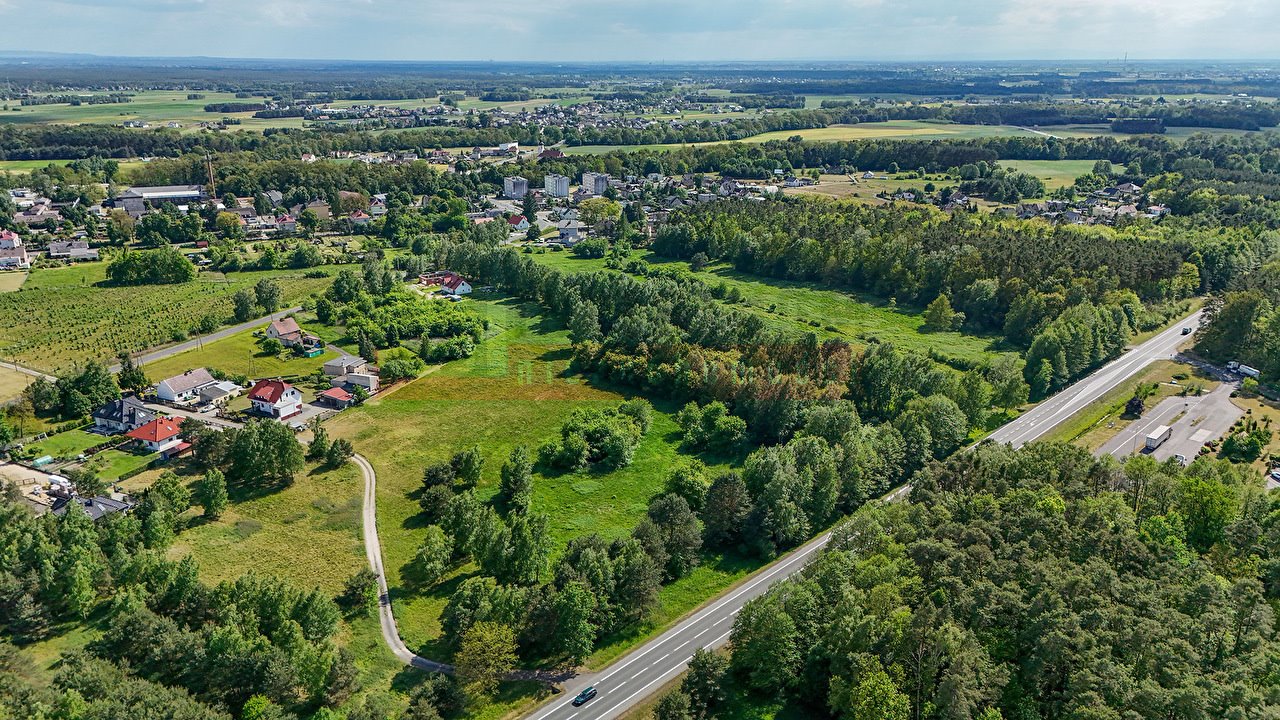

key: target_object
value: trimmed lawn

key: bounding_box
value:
[325,296,742,665]
[0,263,337,373]
[23,428,108,460]
[999,159,1124,190]
[140,325,338,382]
[87,447,158,481]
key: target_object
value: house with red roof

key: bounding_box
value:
[126,417,184,454]
[441,274,472,296]
[318,386,355,409]
[266,317,321,351]
[349,210,373,226]
[507,214,530,232]
[248,379,304,420]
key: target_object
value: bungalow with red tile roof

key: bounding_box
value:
[507,214,530,232]
[126,417,184,455]
[248,379,304,420]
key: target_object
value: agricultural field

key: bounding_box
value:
[0,90,304,133]
[138,324,338,383]
[325,295,748,671]
[1036,124,1261,140]
[0,158,147,179]
[562,120,1045,155]
[0,262,338,373]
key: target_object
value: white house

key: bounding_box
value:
[441,275,472,296]
[0,230,29,269]
[156,368,218,404]
[507,214,531,232]
[248,379,303,420]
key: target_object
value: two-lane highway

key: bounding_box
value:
[986,309,1202,448]
[528,531,832,720]
[520,308,1203,720]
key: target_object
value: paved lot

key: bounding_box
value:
[1098,379,1242,462]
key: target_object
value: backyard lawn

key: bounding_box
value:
[139,325,338,382]
[23,428,108,460]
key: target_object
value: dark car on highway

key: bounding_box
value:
[572,687,598,706]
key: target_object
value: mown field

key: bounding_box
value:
[325,295,752,675]
[0,365,34,402]
[0,261,338,373]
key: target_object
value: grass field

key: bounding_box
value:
[139,325,338,382]
[85,447,157,481]
[325,295,747,670]
[1036,124,1261,140]
[0,365,35,402]
[0,262,337,373]
[528,252,1007,367]
[22,428,105,460]
[999,159,1123,190]
[0,271,27,291]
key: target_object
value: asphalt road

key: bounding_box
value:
[108,307,302,374]
[986,310,1202,448]
[1099,379,1241,461]
[526,531,834,720]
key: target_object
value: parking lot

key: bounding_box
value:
[1099,379,1242,463]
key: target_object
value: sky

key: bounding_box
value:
[2,0,1279,62]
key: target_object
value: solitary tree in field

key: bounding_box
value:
[232,289,256,322]
[923,293,963,331]
[195,468,228,520]
[254,279,282,313]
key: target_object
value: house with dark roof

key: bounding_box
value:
[92,395,156,434]
[248,379,303,420]
[51,494,134,521]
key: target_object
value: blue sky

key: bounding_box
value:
[2,0,1279,61]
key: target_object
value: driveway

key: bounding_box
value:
[1098,379,1242,462]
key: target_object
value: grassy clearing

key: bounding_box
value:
[998,159,1121,190]
[0,262,337,372]
[0,271,27,291]
[0,90,305,134]
[0,365,35,402]
[140,325,337,382]
[1227,395,1280,476]
[1041,359,1218,450]
[172,461,365,594]
[325,295,744,666]
[84,448,157,481]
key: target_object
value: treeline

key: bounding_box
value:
[692,441,1280,720]
[20,93,132,106]
[203,102,265,113]
[1195,258,1280,383]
